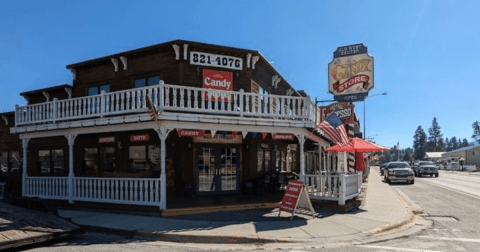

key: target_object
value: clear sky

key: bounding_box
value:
[1,0,479,149]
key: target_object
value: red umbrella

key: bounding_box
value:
[324,137,387,153]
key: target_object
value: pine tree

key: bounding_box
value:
[462,138,469,148]
[473,121,480,144]
[413,126,427,160]
[428,117,443,151]
[437,137,446,151]
[450,137,458,150]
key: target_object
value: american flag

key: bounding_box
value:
[146,94,158,121]
[318,113,349,145]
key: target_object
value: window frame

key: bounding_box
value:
[37,149,66,176]
[134,75,161,88]
[88,84,110,96]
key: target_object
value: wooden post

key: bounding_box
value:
[67,134,77,204]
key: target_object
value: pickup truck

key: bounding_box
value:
[412,161,439,177]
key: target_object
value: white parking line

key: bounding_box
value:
[359,245,443,252]
[417,236,480,243]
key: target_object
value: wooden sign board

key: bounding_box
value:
[278,180,316,220]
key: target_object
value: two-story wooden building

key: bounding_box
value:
[3,40,351,210]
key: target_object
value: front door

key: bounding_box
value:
[196,145,239,194]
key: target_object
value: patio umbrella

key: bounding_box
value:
[324,137,387,153]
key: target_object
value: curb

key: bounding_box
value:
[79,224,281,244]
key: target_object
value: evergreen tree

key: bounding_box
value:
[450,136,458,150]
[403,152,412,162]
[413,126,427,160]
[425,141,435,152]
[428,117,443,151]
[437,137,446,151]
[462,138,470,148]
[473,121,480,144]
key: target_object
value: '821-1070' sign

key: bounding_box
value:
[190,51,243,70]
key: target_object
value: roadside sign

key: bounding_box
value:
[278,180,316,220]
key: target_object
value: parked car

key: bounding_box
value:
[414,161,439,177]
[384,162,415,184]
[380,162,390,175]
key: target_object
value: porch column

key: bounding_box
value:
[21,138,30,197]
[297,133,305,181]
[156,126,170,210]
[66,134,77,204]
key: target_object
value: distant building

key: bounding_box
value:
[424,152,445,163]
[442,145,480,167]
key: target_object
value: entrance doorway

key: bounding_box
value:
[196,145,239,194]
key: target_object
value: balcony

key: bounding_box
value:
[12,82,316,133]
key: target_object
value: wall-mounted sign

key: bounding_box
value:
[203,69,233,102]
[261,144,269,149]
[328,43,374,102]
[177,130,205,138]
[319,102,355,124]
[272,133,295,141]
[130,134,150,142]
[99,136,115,143]
[193,134,242,144]
[190,51,243,70]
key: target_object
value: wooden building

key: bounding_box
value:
[3,40,353,209]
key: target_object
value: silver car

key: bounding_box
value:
[384,162,415,184]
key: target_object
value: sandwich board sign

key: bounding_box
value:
[278,180,316,220]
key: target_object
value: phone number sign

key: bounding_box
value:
[190,51,243,70]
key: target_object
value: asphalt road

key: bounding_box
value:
[17,169,480,252]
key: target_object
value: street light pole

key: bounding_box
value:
[363,92,387,139]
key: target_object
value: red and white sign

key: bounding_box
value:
[99,136,115,143]
[319,102,355,124]
[280,180,304,213]
[177,130,205,138]
[272,133,295,141]
[130,134,150,142]
[203,69,233,102]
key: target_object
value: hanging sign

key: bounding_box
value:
[99,136,115,143]
[328,43,374,102]
[130,134,150,142]
[319,102,355,124]
[272,133,295,141]
[203,69,233,102]
[177,130,206,138]
[278,180,316,220]
[193,134,242,144]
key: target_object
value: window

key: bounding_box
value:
[38,149,64,175]
[84,148,98,176]
[473,151,476,156]
[88,84,110,96]
[0,152,8,173]
[134,75,160,88]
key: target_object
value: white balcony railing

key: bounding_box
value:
[303,172,361,205]
[15,82,315,126]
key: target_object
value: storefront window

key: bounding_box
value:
[148,145,160,173]
[39,150,51,174]
[257,147,264,172]
[99,147,115,172]
[10,152,21,172]
[84,148,98,176]
[264,149,270,172]
[52,149,64,174]
[129,146,146,171]
[0,152,8,173]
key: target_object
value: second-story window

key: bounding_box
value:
[88,84,110,96]
[135,76,160,88]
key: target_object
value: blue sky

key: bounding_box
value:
[1,0,479,149]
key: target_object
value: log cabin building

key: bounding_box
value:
[0,40,361,210]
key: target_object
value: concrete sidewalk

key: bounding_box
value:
[58,167,419,244]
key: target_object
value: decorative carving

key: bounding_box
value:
[111,58,119,72]
[183,44,188,60]
[64,87,72,99]
[66,134,77,145]
[1,115,8,125]
[172,44,180,60]
[251,56,260,70]
[272,75,278,87]
[120,56,127,70]
[68,68,76,80]
[275,77,281,88]
[42,91,50,102]
[246,53,252,68]
[286,89,294,96]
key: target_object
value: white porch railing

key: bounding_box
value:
[73,177,161,206]
[23,176,162,207]
[15,82,315,126]
[303,172,362,206]
[24,177,69,200]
